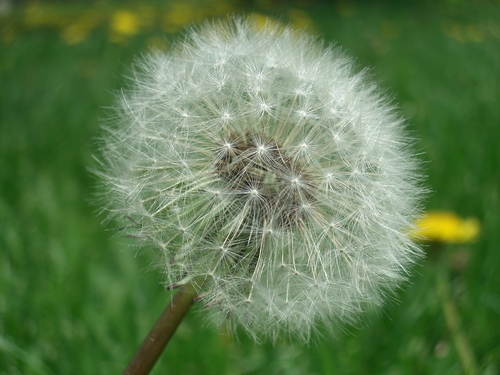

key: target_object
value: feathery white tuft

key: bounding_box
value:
[97,17,424,342]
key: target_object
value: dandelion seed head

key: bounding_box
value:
[97,17,424,342]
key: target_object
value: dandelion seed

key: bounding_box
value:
[97,16,424,342]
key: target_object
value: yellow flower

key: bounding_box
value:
[110,10,139,36]
[162,4,200,34]
[287,9,317,32]
[61,23,90,45]
[411,211,480,244]
[60,14,99,45]
[247,13,282,32]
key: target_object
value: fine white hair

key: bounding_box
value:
[97,16,424,342]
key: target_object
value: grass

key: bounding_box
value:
[1,0,499,374]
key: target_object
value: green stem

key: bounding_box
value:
[436,267,479,375]
[123,282,199,375]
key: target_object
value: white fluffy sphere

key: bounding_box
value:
[98,17,423,342]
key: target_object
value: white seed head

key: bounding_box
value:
[97,17,424,342]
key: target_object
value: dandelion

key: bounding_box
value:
[109,10,140,43]
[97,17,424,347]
[411,211,480,244]
[414,210,481,375]
[111,10,140,35]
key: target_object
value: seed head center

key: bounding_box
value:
[215,132,314,228]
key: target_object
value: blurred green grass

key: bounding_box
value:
[1,1,499,374]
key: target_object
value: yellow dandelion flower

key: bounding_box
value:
[247,13,282,32]
[465,24,485,43]
[162,4,197,34]
[287,9,317,32]
[23,4,66,29]
[111,10,139,36]
[60,14,99,45]
[61,23,90,45]
[442,21,466,43]
[411,211,480,244]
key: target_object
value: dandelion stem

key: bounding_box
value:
[123,281,199,375]
[436,263,479,375]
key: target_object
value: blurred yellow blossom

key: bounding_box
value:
[61,14,100,45]
[247,13,282,32]
[411,211,481,244]
[61,23,90,45]
[247,12,316,34]
[110,10,139,36]
[287,9,317,32]
[162,3,198,33]
[23,4,66,29]
[442,21,485,43]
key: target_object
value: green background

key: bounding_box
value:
[1,0,499,374]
